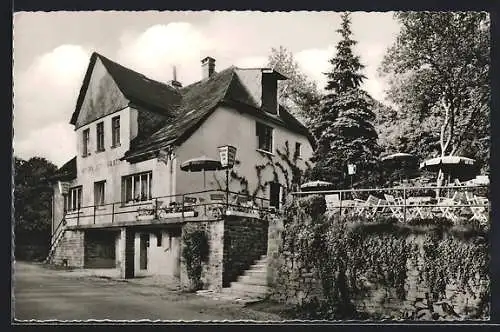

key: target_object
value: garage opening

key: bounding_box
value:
[84,230,117,268]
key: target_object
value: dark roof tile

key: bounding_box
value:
[72,53,313,162]
[50,157,77,181]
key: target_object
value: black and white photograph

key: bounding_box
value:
[12,9,491,322]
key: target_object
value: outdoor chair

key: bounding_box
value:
[384,194,405,221]
[436,191,461,222]
[465,191,488,224]
[354,195,383,218]
[207,193,226,218]
[325,194,341,213]
[183,196,197,210]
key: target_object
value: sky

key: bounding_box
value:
[13,11,401,167]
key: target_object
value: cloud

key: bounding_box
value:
[116,22,214,86]
[294,42,388,102]
[13,121,76,167]
[13,44,90,166]
[295,46,335,89]
[234,56,267,68]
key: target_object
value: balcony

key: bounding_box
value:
[63,189,275,230]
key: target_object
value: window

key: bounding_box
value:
[82,129,90,157]
[295,142,302,158]
[122,171,152,203]
[94,181,106,206]
[96,122,105,152]
[256,122,273,153]
[65,186,82,212]
[112,116,120,147]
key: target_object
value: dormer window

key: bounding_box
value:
[261,69,287,115]
[261,73,278,115]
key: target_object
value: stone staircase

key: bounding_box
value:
[220,255,269,303]
[44,219,67,264]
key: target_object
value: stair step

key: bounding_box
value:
[249,263,267,270]
[237,275,268,286]
[229,282,269,294]
[244,269,267,277]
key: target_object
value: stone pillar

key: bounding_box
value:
[119,227,135,279]
[266,216,284,287]
[207,219,224,291]
[180,220,224,291]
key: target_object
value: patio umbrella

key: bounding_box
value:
[180,156,224,189]
[300,180,335,191]
[381,152,418,183]
[419,156,477,183]
[381,152,416,162]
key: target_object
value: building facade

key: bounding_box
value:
[49,52,314,282]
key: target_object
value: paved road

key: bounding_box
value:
[13,262,282,321]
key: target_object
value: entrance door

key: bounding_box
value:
[140,233,149,270]
[270,183,281,209]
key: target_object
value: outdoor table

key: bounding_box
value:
[406,196,435,219]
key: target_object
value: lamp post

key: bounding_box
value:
[218,145,237,214]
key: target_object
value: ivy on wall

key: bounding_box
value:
[181,229,210,291]
[211,140,311,204]
[276,196,490,320]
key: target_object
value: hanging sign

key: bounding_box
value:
[347,164,357,175]
[218,145,237,168]
[58,181,70,194]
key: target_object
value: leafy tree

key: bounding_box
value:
[267,46,323,129]
[309,13,382,188]
[14,157,57,242]
[379,12,490,180]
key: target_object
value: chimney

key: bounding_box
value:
[201,56,216,79]
[169,66,182,88]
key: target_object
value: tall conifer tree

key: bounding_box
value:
[309,12,381,188]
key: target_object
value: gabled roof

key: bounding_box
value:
[124,67,237,160]
[71,52,314,163]
[70,53,181,125]
[48,157,77,182]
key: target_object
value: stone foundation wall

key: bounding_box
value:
[222,216,268,287]
[51,230,85,268]
[271,229,489,320]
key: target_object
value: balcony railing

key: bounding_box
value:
[63,189,275,228]
[291,184,490,227]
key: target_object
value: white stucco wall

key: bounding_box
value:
[175,105,313,201]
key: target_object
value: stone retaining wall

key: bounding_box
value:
[51,230,85,268]
[270,230,489,320]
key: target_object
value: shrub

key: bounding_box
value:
[181,229,209,291]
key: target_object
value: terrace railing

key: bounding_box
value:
[62,189,274,228]
[291,184,490,227]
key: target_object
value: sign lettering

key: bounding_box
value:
[218,145,237,168]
